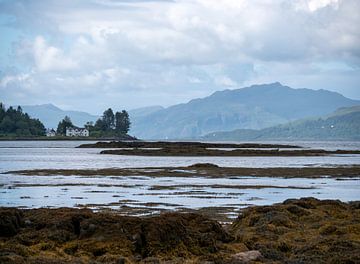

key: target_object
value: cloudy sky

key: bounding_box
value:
[0,0,359,114]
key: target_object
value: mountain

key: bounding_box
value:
[202,105,360,141]
[21,104,98,129]
[130,82,360,139]
[129,106,164,120]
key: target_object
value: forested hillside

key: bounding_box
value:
[0,103,45,137]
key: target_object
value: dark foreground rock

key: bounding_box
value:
[0,198,359,263]
[231,197,360,263]
[0,209,233,264]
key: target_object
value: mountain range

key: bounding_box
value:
[129,82,360,139]
[202,105,360,141]
[21,104,98,129]
[18,83,360,139]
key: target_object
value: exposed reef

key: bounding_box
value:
[0,198,359,263]
[76,141,360,156]
[100,147,360,156]
[77,141,301,149]
[7,163,360,178]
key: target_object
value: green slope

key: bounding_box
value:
[131,83,360,139]
[202,106,360,141]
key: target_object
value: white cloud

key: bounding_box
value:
[215,76,238,87]
[0,0,359,112]
[307,0,340,12]
[33,36,78,72]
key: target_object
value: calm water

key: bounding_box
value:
[0,140,359,216]
[1,140,360,172]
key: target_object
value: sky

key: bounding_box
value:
[0,0,359,114]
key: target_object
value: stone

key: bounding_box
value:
[231,250,262,263]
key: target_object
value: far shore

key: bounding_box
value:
[0,136,137,141]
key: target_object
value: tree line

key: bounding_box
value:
[0,102,131,138]
[0,103,45,136]
[57,108,131,137]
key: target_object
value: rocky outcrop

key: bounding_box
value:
[1,198,359,263]
[231,198,360,263]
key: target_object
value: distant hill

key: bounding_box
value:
[130,82,360,139]
[21,104,98,129]
[202,106,360,141]
[129,105,164,129]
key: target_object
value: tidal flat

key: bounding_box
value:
[1,140,360,263]
[2,164,360,222]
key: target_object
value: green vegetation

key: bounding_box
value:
[0,103,45,137]
[56,116,74,135]
[86,108,131,137]
[203,105,360,141]
[54,109,132,139]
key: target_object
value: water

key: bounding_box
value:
[0,140,359,217]
[1,141,360,172]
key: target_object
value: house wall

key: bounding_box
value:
[66,128,89,137]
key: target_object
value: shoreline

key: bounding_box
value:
[1,198,359,263]
[0,137,137,141]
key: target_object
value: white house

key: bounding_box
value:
[66,127,89,137]
[46,129,56,137]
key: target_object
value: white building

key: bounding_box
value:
[66,127,89,137]
[46,129,56,137]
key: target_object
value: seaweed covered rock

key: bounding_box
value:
[230,198,360,263]
[0,209,232,263]
[1,199,359,263]
[0,208,23,237]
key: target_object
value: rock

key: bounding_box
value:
[286,205,310,216]
[319,224,338,235]
[0,208,23,237]
[188,163,219,168]
[231,250,262,263]
[141,257,160,263]
[0,253,25,264]
[117,257,126,264]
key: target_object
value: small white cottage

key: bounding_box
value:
[65,127,89,137]
[46,129,56,137]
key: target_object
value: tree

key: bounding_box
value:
[84,121,94,131]
[94,119,107,131]
[0,103,45,136]
[89,108,131,137]
[0,116,15,133]
[115,110,131,134]
[102,108,115,131]
[0,103,6,121]
[57,116,74,135]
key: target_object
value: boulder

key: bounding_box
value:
[231,250,262,263]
